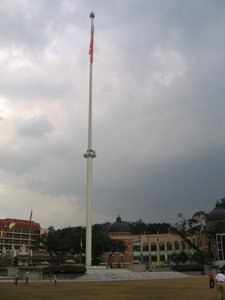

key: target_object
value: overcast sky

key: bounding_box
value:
[0,0,224,229]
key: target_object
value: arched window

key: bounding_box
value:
[167,241,173,251]
[133,243,141,252]
[142,243,149,252]
[151,242,157,252]
[174,241,180,251]
[159,242,165,251]
[181,240,186,250]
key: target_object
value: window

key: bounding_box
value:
[133,243,141,251]
[181,240,186,250]
[174,241,180,251]
[159,242,165,251]
[151,243,157,252]
[151,255,157,262]
[142,243,149,251]
[160,255,165,262]
[133,255,140,262]
[167,254,172,262]
[216,234,225,261]
[167,242,172,251]
[143,255,149,262]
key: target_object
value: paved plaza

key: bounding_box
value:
[77,268,190,281]
[0,267,190,283]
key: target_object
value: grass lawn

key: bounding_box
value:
[0,277,216,300]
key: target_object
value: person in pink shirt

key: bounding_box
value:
[209,270,214,289]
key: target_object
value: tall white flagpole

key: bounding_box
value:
[83,11,96,267]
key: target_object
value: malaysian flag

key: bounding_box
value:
[89,23,94,63]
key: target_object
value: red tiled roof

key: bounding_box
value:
[0,218,40,229]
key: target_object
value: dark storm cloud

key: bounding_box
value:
[94,146,225,223]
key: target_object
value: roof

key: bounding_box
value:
[206,198,225,223]
[108,215,131,235]
[0,218,40,229]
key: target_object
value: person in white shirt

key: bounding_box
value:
[215,270,225,300]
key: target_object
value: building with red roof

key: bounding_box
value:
[0,218,41,257]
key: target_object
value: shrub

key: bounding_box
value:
[0,267,8,276]
[43,264,86,274]
[172,264,204,272]
[0,258,12,267]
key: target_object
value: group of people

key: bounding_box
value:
[13,271,29,286]
[13,271,57,286]
[210,269,225,300]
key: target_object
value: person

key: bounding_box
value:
[215,270,225,300]
[209,270,215,289]
[53,273,57,286]
[49,272,52,281]
[13,272,18,286]
[23,271,29,286]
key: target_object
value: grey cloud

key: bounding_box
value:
[0,147,44,175]
[93,146,225,224]
[0,0,64,50]
[17,115,53,137]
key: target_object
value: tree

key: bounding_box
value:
[173,211,216,264]
[128,220,171,234]
[172,251,188,264]
[40,226,57,263]
[172,212,203,252]
[41,226,85,264]
[105,239,126,267]
[0,257,11,267]
[92,223,126,265]
[41,223,119,265]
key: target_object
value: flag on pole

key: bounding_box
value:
[29,210,33,221]
[9,222,16,230]
[89,23,94,63]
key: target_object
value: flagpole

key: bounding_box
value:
[83,11,96,267]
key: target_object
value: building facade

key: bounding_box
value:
[132,233,191,266]
[102,215,209,267]
[103,215,133,267]
[0,218,41,258]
